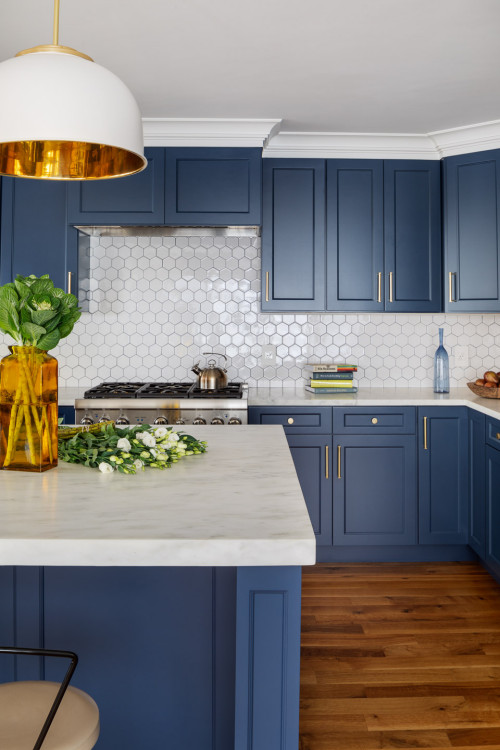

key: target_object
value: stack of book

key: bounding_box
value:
[304,363,358,394]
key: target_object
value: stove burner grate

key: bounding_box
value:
[83,382,245,400]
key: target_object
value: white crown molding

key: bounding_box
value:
[262,131,440,159]
[142,118,281,148]
[428,119,500,158]
[142,117,500,158]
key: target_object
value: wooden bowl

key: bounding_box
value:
[467,382,500,399]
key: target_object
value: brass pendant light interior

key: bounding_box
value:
[0,0,146,180]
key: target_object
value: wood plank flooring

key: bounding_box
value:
[300,562,500,749]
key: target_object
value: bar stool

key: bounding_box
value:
[0,647,99,750]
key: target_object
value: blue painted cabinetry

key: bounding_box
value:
[165,148,262,225]
[0,177,76,290]
[248,406,332,545]
[469,409,486,558]
[485,417,500,579]
[444,149,500,312]
[261,159,325,311]
[67,147,261,226]
[67,147,165,224]
[264,158,441,312]
[333,407,417,545]
[418,407,469,545]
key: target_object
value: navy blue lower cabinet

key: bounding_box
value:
[469,409,486,558]
[486,445,500,579]
[58,406,75,425]
[0,565,302,750]
[418,407,469,545]
[0,177,74,290]
[287,435,333,546]
[333,434,417,546]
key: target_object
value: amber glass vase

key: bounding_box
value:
[0,346,58,472]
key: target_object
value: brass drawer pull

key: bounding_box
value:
[287,417,294,425]
[67,270,73,295]
[371,417,378,425]
[389,271,394,303]
[377,272,382,303]
[449,271,456,303]
[265,271,270,303]
[496,432,500,440]
[424,416,428,450]
[337,445,341,479]
[325,445,329,479]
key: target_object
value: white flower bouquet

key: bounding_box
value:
[58,423,207,474]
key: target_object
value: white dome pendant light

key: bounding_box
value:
[0,0,146,179]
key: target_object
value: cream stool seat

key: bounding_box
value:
[0,681,99,750]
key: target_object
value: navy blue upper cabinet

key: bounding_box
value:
[164,148,262,225]
[418,407,469,545]
[326,160,384,311]
[384,160,441,312]
[0,177,75,290]
[67,147,166,224]
[261,159,325,311]
[444,149,500,311]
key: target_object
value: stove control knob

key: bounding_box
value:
[228,418,242,425]
[99,415,111,423]
[175,419,186,425]
[193,417,207,425]
[115,416,130,426]
[154,416,169,425]
[211,417,224,425]
[80,415,95,425]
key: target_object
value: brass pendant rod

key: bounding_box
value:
[53,0,60,46]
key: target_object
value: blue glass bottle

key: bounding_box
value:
[434,327,449,393]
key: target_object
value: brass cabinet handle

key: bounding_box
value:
[377,272,382,303]
[287,417,294,425]
[67,271,73,295]
[371,417,378,425]
[337,445,341,479]
[496,433,500,440]
[265,271,270,303]
[389,271,394,303]
[424,416,428,450]
[325,445,329,479]
[449,272,456,303]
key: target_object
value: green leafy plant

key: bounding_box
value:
[0,273,81,350]
[58,423,208,474]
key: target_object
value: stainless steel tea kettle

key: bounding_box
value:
[191,352,228,390]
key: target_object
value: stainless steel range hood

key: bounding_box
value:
[75,225,260,238]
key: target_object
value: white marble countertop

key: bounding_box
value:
[248,386,500,421]
[0,426,316,568]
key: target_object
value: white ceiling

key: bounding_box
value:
[1,0,499,135]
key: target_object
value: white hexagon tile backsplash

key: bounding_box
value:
[2,234,500,388]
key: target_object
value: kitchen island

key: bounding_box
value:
[0,426,315,750]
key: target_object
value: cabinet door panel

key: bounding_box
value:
[67,147,165,224]
[0,177,70,289]
[418,407,468,545]
[384,160,441,312]
[287,435,332,546]
[262,159,325,311]
[486,445,500,577]
[444,150,500,311]
[326,160,383,311]
[165,147,261,225]
[469,410,486,559]
[334,435,417,545]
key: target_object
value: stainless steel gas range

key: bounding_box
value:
[75,382,248,426]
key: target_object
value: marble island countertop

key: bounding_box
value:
[248,386,500,421]
[0,426,316,568]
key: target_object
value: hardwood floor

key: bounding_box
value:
[300,562,500,749]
